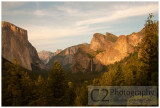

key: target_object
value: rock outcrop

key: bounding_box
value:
[38,51,54,64]
[72,30,145,73]
[90,33,117,51]
[38,49,62,64]
[95,32,145,66]
[72,45,105,73]
[53,49,62,56]
[47,43,89,70]
[2,21,46,71]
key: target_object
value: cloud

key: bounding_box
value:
[25,3,158,45]
[26,24,108,41]
[34,10,47,16]
[56,6,79,15]
[76,3,158,26]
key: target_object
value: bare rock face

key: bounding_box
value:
[62,46,77,65]
[95,35,133,66]
[90,32,118,51]
[53,49,62,56]
[47,44,85,69]
[95,32,145,66]
[72,30,145,73]
[72,45,92,73]
[2,21,46,71]
[72,43,107,73]
[38,51,54,64]
[38,49,62,64]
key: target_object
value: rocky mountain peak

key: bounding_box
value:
[105,32,118,42]
[2,21,46,71]
[90,33,117,51]
[2,21,28,40]
[38,49,62,64]
[72,28,145,73]
[54,49,62,56]
[46,43,89,70]
[38,51,54,64]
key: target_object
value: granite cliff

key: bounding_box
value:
[2,21,46,71]
[72,30,145,73]
[47,43,89,70]
[90,32,118,51]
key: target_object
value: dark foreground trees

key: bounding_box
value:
[137,13,158,86]
[2,58,34,106]
[46,60,74,106]
[2,59,75,106]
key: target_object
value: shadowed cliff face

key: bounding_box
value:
[2,21,46,71]
[72,45,106,73]
[47,45,79,69]
[47,43,89,70]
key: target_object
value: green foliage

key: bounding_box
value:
[96,52,141,86]
[106,33,118,42]
[137,13,158,86]
[112,64,125,86]
[74,81,88,106]
[66,71,103,86]
[44,60,76,106]
[87,49,104,58]
[46,60,68,105]
[2,58,34,106]
[2,59,76,106]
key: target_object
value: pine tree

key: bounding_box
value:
[37,75,44,84]
[65,82,76,106]
[47,60,68,106]
[74,81,88,106]
[112,64,125,86]
[3,58,34,106]
[30,75,47,106]
[138,13,158,85]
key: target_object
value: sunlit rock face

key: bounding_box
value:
[90,32,117,51]
[95,32,144,66]
[2,21,46,71]
[72,30,145,73]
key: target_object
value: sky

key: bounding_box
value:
[2,2,159,52]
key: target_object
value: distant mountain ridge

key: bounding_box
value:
[46,43,89,70]
[2,21,47,71]
[38,49,62,64]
